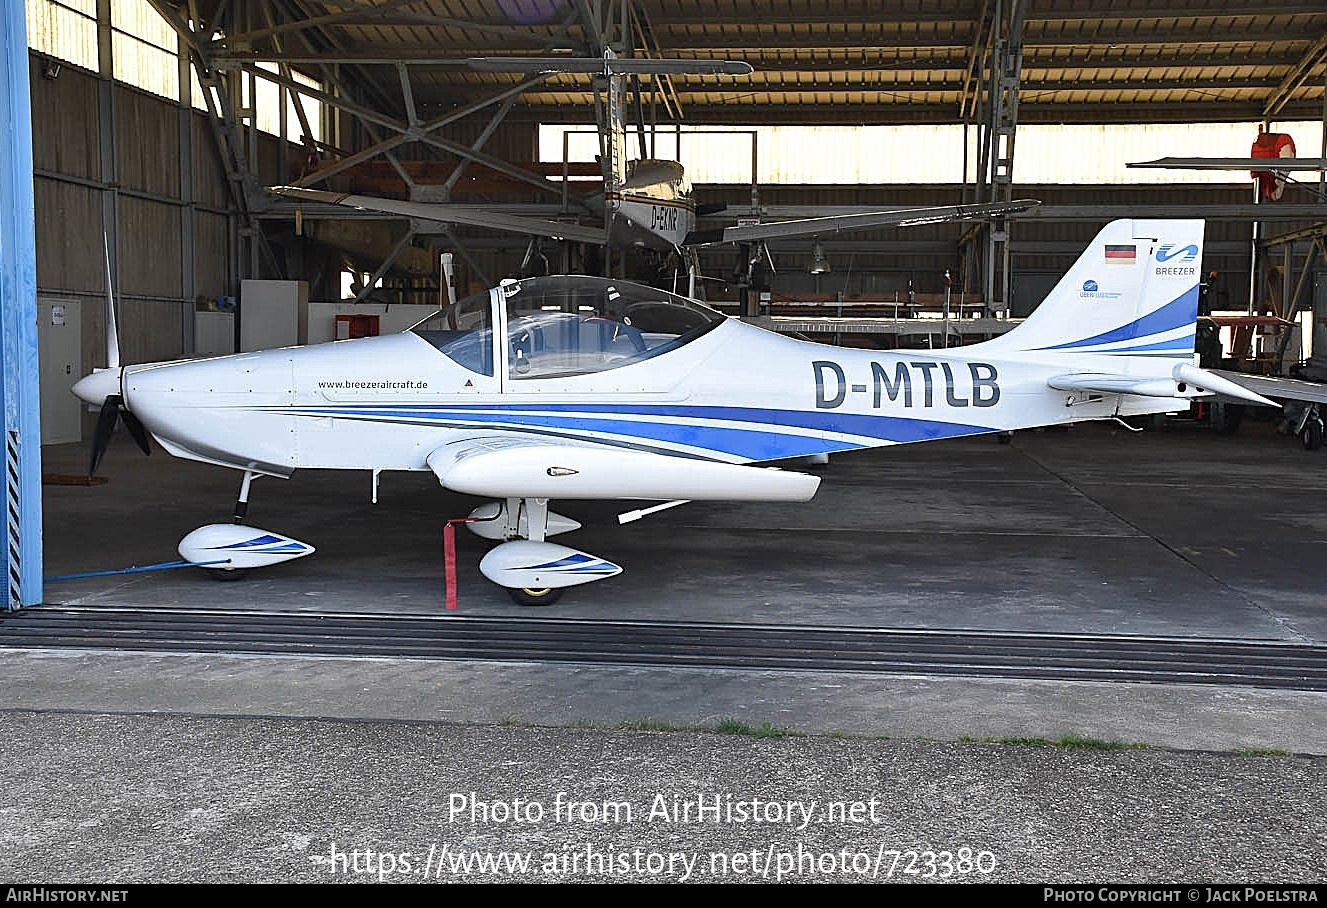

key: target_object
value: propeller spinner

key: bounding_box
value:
[71,371,151,479]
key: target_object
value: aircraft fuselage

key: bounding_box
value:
[117,315,1151,482]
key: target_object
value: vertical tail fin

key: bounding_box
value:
[991,219,1276,408]
[991,219,1204,361]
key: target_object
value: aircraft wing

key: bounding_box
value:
[684,199,1041,246]
[1127,157,1327,172]
[268,186,608,246]
[1205,370,1327,406]
[424,434,821,501]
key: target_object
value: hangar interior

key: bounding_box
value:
[9,1,1327,751]
[15,9,1327,885]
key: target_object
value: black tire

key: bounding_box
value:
[509,586,563,607]
[1301,419,1323,451]
[206,567,247,582]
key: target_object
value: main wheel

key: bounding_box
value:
[508,586,563,607]
[1301,419,1323,451]
[206,567,247,582]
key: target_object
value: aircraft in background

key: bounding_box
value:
[1129,137,1327,442]
[72,218,1277,606]
[1128,128,1327,202]
[270,51,1040,296]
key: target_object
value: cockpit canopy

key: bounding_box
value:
[411,275,726,378]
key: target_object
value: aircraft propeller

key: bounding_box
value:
[88,393,151,479]
[77,233,152,478]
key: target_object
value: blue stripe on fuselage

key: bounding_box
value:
[278,403,997,460]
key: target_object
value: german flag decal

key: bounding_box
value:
[1104,244,1136,264]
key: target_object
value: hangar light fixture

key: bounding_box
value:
[808,240,831,274]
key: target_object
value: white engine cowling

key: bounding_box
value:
[178,524,316,570]
[479,540,621,590]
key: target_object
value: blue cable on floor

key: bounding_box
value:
[44,559,230,582]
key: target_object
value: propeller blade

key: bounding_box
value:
[121,409,152,457]
[88,394,122,478]
[103,232,120,370]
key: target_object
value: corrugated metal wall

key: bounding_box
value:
[29,52,233,402]
[114,87,178,196]
[29,55,98,178]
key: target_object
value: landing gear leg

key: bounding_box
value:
[233,470,258,523]
[505,497,562,606]
[1302,406,1324,451]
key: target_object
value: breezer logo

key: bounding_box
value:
[1156,244,1199,263]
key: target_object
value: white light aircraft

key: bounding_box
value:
[72,218,1276,605]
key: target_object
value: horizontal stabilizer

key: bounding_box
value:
[1173,364,1278,407]
[1048,364,1278,408]
[427,436,820,502]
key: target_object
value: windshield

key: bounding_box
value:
[410,286,493,376]
[502,275,725,379]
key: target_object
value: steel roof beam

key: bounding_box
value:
[1263,29,1327,118]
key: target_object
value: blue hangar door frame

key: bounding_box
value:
[1,3,45,609]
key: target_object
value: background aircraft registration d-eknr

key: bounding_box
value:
[71,218,1277,606]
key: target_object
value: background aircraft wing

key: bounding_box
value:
[1127,157,1327,172]
[268,186,608,245]
[684,199,1040,246]
[425,433,821,501]
[1206,370,1327,406]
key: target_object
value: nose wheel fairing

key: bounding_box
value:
[177,524,316,571]
[178,470,315,578]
